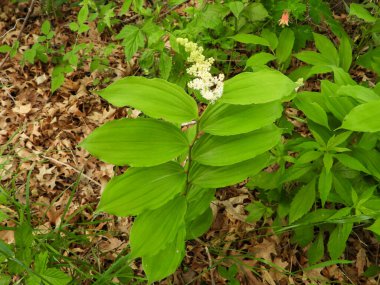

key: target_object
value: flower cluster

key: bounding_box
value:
[176,38,224,103]
[279,10,290,27]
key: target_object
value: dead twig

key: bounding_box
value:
[40,155,102,187]
[205,246,216,285]
[0,0,36,69]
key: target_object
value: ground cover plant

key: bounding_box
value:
[1,0,380,284]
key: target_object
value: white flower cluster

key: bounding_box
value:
[176,38,224,103]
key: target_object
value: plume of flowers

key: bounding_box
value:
[176,38,224,103]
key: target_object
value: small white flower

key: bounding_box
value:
[176,37,224,103]
[295,78,304,92]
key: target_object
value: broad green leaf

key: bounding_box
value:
[337,85,380,103]
[261,29,278,50]
[289,179,316,224]
[245,3,268,21]
[334,154,369,173]
[97,77,198,124]
[192,125,281,166]
[321,80,356,121]
[338,35,352,72]
[142,227,186,283]
[41,20,51,35]
[295,98,329,129]
[199,101,282,136]
[246,52,276,68]
[80,118,189,166]
[228,1,244,18]
[42,268,71,285]
[333,67,356,85]
[295,51,332,66]
[190,153,271,188]
[293,226,314,247]
[276,28,295,64]
[98,162,186,216]
[318,168,333,206]
[313,33,339,65]
[221,71,296,105]
[186,207,213,240]
[327,223,353,259]
[341,100,380,132]
[327,131,352,148]
[231,34,270,46]
[307,232,324,264]
[159,52,172,80]
[130,196,186,257]
[186,186,215,221]
[349,3,376,23]
[366,218,380,235]
[296,151,322,164]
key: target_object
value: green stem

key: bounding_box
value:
[183,121,200,196]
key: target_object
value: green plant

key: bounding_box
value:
[80,38,298,283]
[247,46,380,264]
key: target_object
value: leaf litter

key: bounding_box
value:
[0,1,379,284]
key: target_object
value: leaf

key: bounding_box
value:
[142,227,186,283]
[80,118,189,167]
[97,77,198,124]
[313,33,339,65]
[303,260,352,271]
[289,179,316,224]
[78,5,89,25]
[231,34,270,46]
[186,186,215,222]
[51,67,65,93]
[337,85,380,103]
[276,28,295,64]
[341,100,380,132]
[98,162,186,216]
[334,154,369,173]
[294,98,329,129]
[321,80,356,121]
[245,201,267,223]
[199,101,283,136]
[221,70,297,105]
[338,35,352,72]
[363,265,380,277]
[245,3,268,21]
[228,1,244,18]
[159,52,172,80]
[192,125,281,166]
[130,196,186,257]
[327,223,353,259]
[190,152,271,188]
[307,232,324,264]
[318,167,333,206]
[366,218,380,235]
[186,207,213,240]
[349,3,376,23]
[115,25,145,60]
[295,51,332,66]
[246,52,276,68]
[41,20,51,35]
[42,268,71,285]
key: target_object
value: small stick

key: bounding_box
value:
[0,0,36,69]
[41,155,102,187]
[205,246,215,285]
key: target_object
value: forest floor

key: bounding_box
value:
[0,1,379,284]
